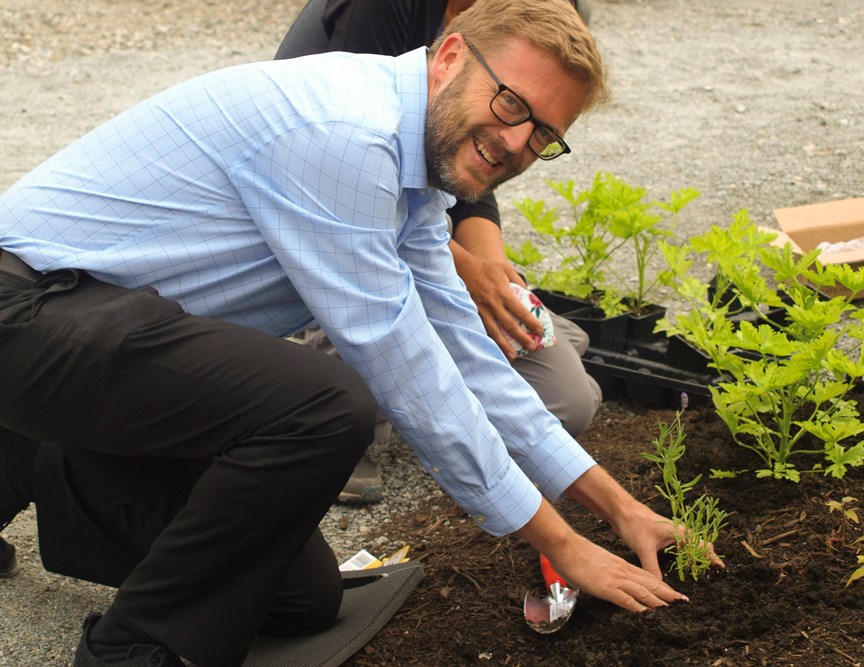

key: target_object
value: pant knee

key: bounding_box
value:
[249,360,377,459]
[259,536,344,637]
[554,374,602,437]
[259,588,342,637]
[335,376,378,455]
[294,360,377,450]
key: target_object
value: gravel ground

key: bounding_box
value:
[1,0,862,664]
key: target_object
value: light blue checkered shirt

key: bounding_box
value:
[0,48,595,536]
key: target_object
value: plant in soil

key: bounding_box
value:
[849,550,864,587]
[507,171,698,318]
[824,496,864,587]
[343,398,864,666]
[642,393,728,581]
[826,495,860,532]
[659,210,864,482]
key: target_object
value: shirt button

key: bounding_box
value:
[475,514,486,524]
[432,466,441,474]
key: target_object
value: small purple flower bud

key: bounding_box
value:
[680,392,689,410]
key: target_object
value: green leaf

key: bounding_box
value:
[731,321,796,356]
[847,557,864,586]
[755,462,801,481]
[656,187,701,214]
[709,469,742,479]
[822,441,864,479]
[831,263,864,295]
[799,418,864,444]
[514,197,560,235]
[809,379,856,406]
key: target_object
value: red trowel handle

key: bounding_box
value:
[539,552,568,589]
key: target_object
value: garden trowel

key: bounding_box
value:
[523,553,578,634]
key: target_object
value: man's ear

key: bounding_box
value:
[428,33,467,95]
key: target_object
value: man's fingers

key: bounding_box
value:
[707,543,725,568]
[500,290,543,334]
[640,558,664,581]
[633,544,665,581]
[669,524,725,570]
[478,310,517,359]
[620,598,650,613]
[483,299,541,353]
[575,555,688,614]
[503,264,527,288]
[611,584,666,613]
[615,575,688,612]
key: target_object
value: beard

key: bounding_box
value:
[424,67,520,202]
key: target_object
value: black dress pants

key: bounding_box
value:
[0,267,377,667]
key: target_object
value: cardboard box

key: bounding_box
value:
[759,198,864,299]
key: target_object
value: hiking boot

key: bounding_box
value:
[0,536,18,579]
[338,454,383,504]
[74,615,185,667]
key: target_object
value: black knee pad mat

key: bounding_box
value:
[243,560,424,666]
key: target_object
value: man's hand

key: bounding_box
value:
[456,251,542,359]
[517,466,725,613]
[551,533,688,613]
[516,497,689,612]
[612,502,724,581]
[565,466,724,581]
[448,218,543,359]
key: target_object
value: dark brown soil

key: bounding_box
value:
[345,395,864,666]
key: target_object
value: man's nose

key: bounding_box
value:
[498,121,535,154]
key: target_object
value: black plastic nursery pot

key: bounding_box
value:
[581,344,722,409]
[530,288,593,315]
[562,306,630,353]
[531,287,733,408]
[624,303,667,343]
[664,334,714,374]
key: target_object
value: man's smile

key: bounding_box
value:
[473,136,501,168]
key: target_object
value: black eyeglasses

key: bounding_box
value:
[464,40,571,161]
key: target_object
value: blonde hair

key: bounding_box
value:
[430,0,610,114]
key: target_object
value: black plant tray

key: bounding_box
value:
[582,341,722,408]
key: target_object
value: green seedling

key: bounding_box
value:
[825,496,861,553]
[826,496,860,525]
[642,394,727,581]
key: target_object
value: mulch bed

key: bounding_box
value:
[344,395,864,666]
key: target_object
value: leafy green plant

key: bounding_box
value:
[658,210,864,481]
[507,172,699,317]
[615,185,700,314]
[642,394,727,581]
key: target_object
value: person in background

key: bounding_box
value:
[276,0,602,504]
[0,0,721,664]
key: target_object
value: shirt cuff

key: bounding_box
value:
[515,428,598,503]
[449,457,543,537]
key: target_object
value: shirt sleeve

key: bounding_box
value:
[397,208,598,524]
[231,117,594,536]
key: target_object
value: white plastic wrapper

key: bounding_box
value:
[816,236,864,254]
[501,283,558,357]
